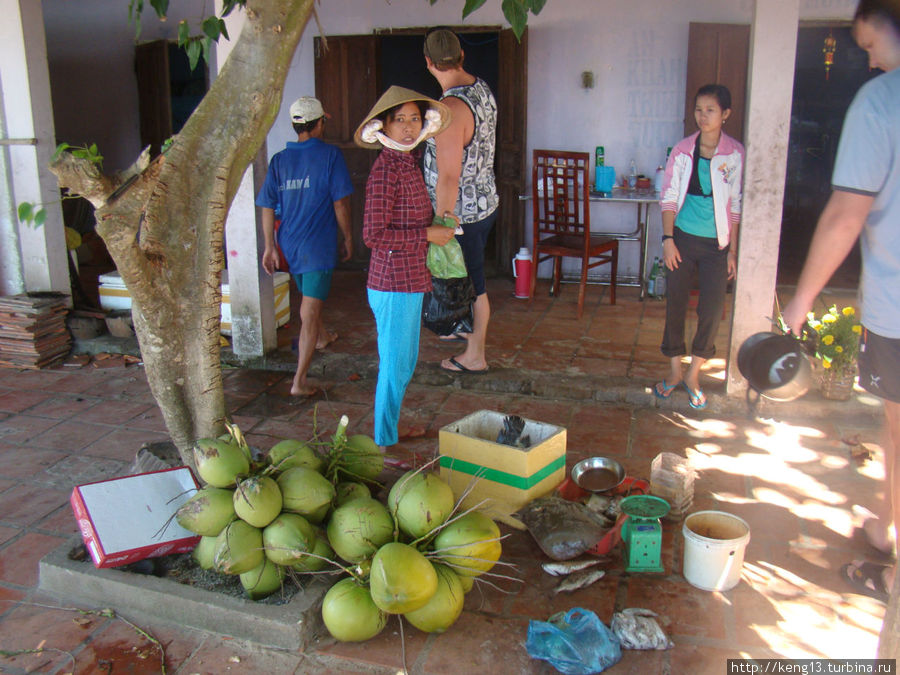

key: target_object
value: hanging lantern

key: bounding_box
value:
[823,31,837,80]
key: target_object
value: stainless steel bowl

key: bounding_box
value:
[571,456,626,493]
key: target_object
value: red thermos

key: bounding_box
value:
[512,247,533,298]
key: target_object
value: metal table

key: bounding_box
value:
[520,187,659,299]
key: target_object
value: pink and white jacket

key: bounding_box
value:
[659,131,744,249]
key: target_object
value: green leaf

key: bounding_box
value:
[502,0,528,40]
[177,19,190,47]
[17,202,33,223]
[221,0,241,17]
[186,39,202,72]
[202,15,221,41]
[149,0,168,19]
[128,0,144,38]
[527,0,547,14]
[218,18,229,42]
[462,0,488,18]
[200,37,211,69]
[52,143,71,162]
[33,209,47,228]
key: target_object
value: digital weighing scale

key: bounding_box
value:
[619,495,670,573]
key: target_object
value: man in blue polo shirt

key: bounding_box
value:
[257,97,353,396]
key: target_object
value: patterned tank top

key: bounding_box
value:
[424,77,499,224]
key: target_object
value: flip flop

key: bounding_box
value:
[683,382,707,410]
[654,380,678,399]
[840,561,890,602]
[441,356,489,374]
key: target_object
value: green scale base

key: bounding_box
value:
[619,495,670,573]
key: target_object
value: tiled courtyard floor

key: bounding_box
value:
[0,272,889,674]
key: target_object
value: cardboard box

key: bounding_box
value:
[98,270,291,334]
[439,410,566,521]
[71,467,201,568]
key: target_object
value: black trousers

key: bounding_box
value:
[661,228,729,360]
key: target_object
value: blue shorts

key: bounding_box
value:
[457,211,498,296]
[292,269,333,301]
[858,327,900,404]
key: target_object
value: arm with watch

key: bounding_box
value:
[661,211,681,271]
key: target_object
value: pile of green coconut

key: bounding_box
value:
[174,415,503,641]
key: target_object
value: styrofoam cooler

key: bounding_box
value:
[98,270,291,335]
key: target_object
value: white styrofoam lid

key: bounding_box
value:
[98,271,123,285]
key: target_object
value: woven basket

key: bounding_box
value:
[820,365,856,401]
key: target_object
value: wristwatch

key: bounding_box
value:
[662,234,674,242]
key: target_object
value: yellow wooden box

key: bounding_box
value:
[439,410,566,522]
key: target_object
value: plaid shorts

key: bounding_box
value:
[858,327,900,403]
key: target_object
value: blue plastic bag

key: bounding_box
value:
[526,608,622,675]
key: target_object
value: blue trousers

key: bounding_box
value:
[367,289,423,446]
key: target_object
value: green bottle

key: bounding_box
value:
[595,146,605,167]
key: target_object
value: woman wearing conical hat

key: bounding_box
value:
[355,86,453,451]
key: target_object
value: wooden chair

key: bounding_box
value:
[530,150,618,318]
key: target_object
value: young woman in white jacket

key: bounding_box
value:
[655,84,744,409]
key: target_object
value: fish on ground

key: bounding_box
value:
[553,568,606,594]
[542,557,608,577]
[611,608,674,650]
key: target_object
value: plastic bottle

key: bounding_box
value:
[595,146,605,167]
[628,159,637,190]
[647,257,659,297]
[654,165,665,193]
[654,260,666,297]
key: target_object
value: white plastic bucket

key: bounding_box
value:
[682,511,750,591]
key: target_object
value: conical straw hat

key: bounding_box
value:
[353,85,451,150]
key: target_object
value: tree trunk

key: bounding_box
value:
[50,0,315,463]
[878,560,900,658]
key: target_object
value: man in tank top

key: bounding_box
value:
[423,28,499,374]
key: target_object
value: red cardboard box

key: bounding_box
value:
[71,467,201,568]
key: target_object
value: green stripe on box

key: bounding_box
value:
[439,454,566,489]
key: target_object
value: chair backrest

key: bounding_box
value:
[532,150,591,241]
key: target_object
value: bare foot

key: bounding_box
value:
[290,381,318,397]
[316,330,338,351]
[440,356,488,373]
[863,517,896,555]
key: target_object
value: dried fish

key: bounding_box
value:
[553,568,606,594]
[542,558,603,577]
[611,608,673,650]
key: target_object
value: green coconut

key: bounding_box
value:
[369,542,438,614]
[322,578,388,642]
[291,531,334,573]
[403,563,465,633]
[262,512,316,566]
[192,535,218,570]
[240,558,285,600]
[233,475,283,528]
[457,573,474,593]
[326,497,395,563]
[213,519,264,575]
[267,439,323,473]
[431,511,501,578]
[175,487,236,536]
[277,467,335,523]
[334,481,371,506]
[388,471,455,539]
[193,438,249,488]
[338,434,384,481]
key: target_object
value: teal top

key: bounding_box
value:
[675,157,716,238]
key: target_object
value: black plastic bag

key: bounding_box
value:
[422,276,475,337]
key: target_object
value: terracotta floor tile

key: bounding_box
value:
[0,599,110,659]
[313,615,429,671]
[0,446,67,480]
[0,484,71,526]
[39,453,131,487]
[76,399,154,425]
[35,505,80,537]
[419,613,537,674]
[0,414,59,444]
[0,389,53,413]
[623,575,730,640]
[571,357,630,378]
[0,526,19,546]
[0,532,67,586]
[26,419,112,452]
[26,395,98,420]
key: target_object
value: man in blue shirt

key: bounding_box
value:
[256,97,353,396]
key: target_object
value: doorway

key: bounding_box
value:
[778,24,878,289]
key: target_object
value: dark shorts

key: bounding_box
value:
[858,327,900,403]
[457,211,498,296]
[292,269,333,301]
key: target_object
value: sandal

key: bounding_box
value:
[683,382,707,410]
[654,380,678,399]
[840,560,890,603]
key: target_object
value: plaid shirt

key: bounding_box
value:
[364,148,433,293]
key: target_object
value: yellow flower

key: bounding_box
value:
[852,325,862,334]
[822,360,832,369]
[823,314,837,324]
[836,346,843,353]
[822,335,834,345]
[842,306,855,316]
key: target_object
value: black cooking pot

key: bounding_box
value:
[737,332,812,402]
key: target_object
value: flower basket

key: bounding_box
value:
[820,364,856,401]
[807,304,860,399]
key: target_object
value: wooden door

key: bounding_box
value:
[315,35,380,266]
[135,40,172,157]
[684,23,750,143]
[495,28,528,273]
